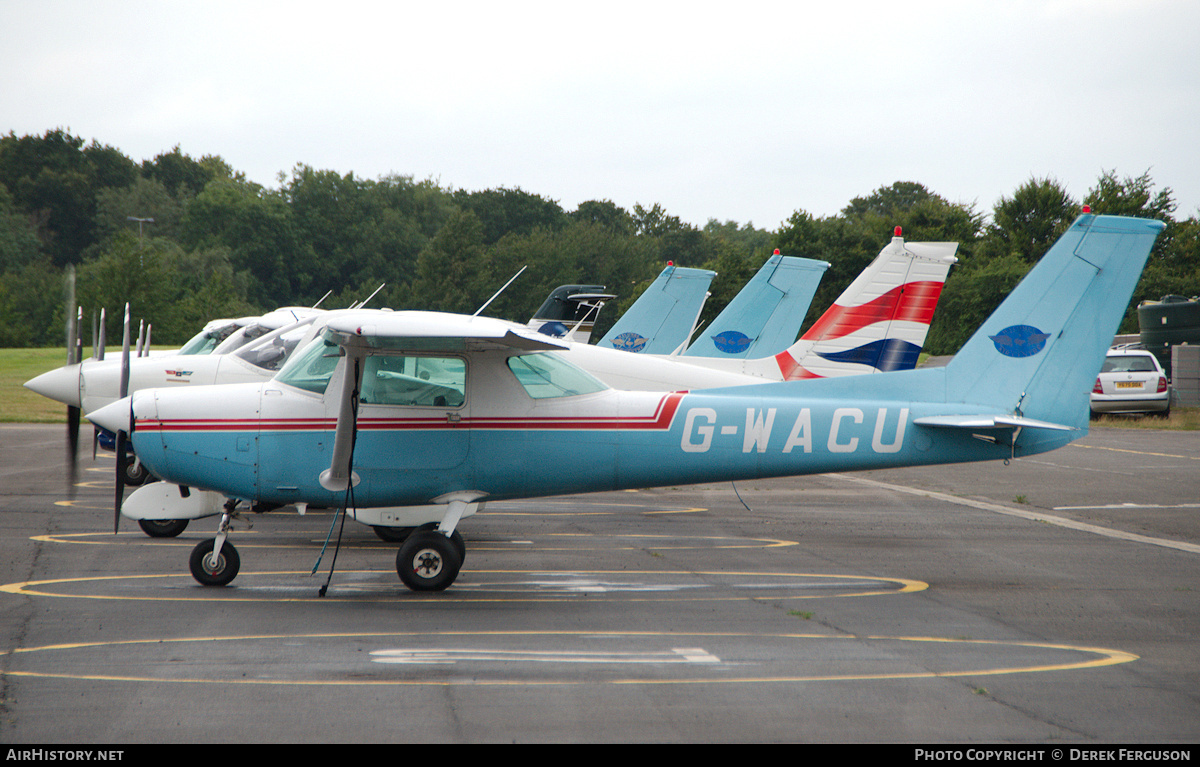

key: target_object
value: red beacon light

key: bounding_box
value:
[773,249,780,255]
[1082,205,1092,213]
[666,260,674,266]
[894,226,903,237]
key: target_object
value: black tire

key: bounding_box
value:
[396,530,462,592]
[138,518,189,538]
[122,458,153,486]
[189,538,240,587]
[372,525,413,543]
[412,522,466,563]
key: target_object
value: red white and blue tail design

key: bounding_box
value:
[775,229,957,380]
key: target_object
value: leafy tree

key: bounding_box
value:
[141,145,233,200]
[94,176,184,243]
[400,209,488,314]
[181,178,315,305]
[0,130,137,265]
[0,184,41,273]
[452,187,566,245]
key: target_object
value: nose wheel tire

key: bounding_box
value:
[189,538,240,586]
[396,530,462,591]
[138,518,189,538]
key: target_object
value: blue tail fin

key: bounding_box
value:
[945,214,1165,428]
[598,265,715,354]
[682,254,829,359]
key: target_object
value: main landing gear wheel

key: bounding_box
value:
[189,538,240,587]
[396,530,462,592]
[137,518,189,538]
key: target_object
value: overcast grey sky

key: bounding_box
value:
[3,0,1197,229]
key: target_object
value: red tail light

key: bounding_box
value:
[1157,376,1168,393]
[1093,377,1103,394]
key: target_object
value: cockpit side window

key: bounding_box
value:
[360,355,465,408]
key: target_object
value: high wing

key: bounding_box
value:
[595,264,716,354]
[682,253,829,359]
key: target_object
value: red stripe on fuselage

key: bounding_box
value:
[135,393,686,434]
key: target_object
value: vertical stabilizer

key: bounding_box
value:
[775,231,958,380]
[683,254,829,359]
[597,265,716,354]
[944,213,1165,429]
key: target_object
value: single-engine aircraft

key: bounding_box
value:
[87,213,1164,592]
[560,228,957,391]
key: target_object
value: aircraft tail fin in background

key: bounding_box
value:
[942,213,1165,430]
[774,231,958,380]
[597,265,716,355]
[682,253,829,360]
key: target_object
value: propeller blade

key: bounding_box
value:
[112,304,132,534]
[113,428,126,534]
[65,302,80,498]
[96,308,106,361]
[119,304,131,398]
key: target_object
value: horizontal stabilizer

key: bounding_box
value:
[913,414,1076,432]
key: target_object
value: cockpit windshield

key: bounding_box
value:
[177,322,239,355]
[275,338,341,393]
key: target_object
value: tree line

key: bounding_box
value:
[1,128,1195,355]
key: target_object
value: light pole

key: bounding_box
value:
[126,216,154,265]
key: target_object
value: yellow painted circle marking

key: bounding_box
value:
[0,630,1137,687]
[1,569,927,603]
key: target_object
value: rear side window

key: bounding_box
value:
[506,353,607,399]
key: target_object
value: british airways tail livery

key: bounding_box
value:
[774,229,958,379]
[596,264,716,355]
[682,253,829,360]
[88,213,1164,592]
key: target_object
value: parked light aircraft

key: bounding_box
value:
[561,229,957,391]
[87,213,1164,592]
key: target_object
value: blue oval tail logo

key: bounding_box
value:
[989,325,1051,358]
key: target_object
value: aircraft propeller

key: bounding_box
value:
[112,303,132,534]
[65,305,82,499]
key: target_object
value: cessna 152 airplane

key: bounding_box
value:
[562,228,957,391]
[87,212,1163,592]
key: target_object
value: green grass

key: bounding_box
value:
[1091,409,1200,431]
[1,348,79,423]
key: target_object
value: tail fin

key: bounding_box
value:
[944,213,1165,428]
[597,265,716,354]
[682,253,829,359]
[774,231,958,380]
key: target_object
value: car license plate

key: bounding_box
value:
[1115,381,1142,389]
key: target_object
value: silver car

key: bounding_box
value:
[1090,347,1171,416]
